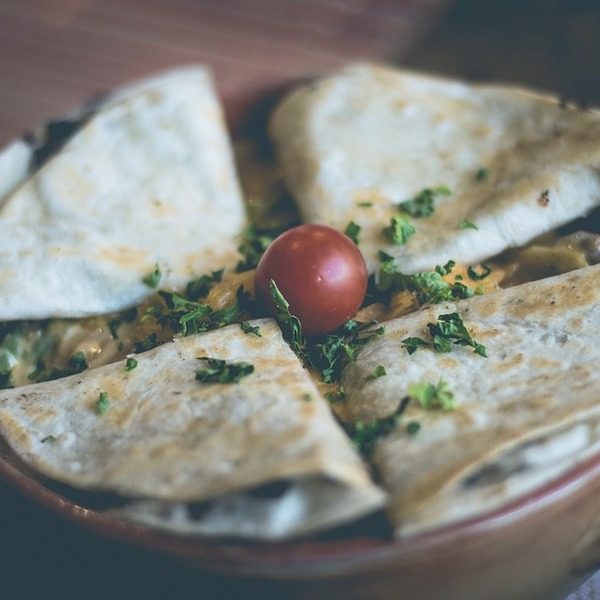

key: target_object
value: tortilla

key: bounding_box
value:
[0,319,384,539]
[270,64,600,272]
[341,264,600,536]
[0,67,246,321]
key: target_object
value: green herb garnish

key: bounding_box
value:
[428,312,487,357]
[41,435,57,444]
[125,357,138,371]
[345,398,409,456]
[96,392,110,415]
[186,269,224,300]
[399,186,451,218]
[344,221,361,245]
[467,263,492,281]
[309,320,384,384]
[401,336,430,355]
[365,364,386,381]
[376,256,473,305]
[406,421,421,435]
[236,224,278,272]
[133,333,160,353]
[107,307,138,339]
[475,168,489,182]
[459,219,478,230]
[357,201,373,208]
[383,215,415,245]
[240,321,261,337]
[195,357,254,384]
[269,280,305,358]
[408,379,455,410]
[142,264,162,288]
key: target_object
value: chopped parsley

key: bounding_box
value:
[302,393,313,402]
[159,286,248,337]
[357,201,373,208]
[459,219,478,230]
[107,307,138,339]
[365,364,386,381]
[240,321,261,337]
[398,186,451,218]
[428,312,487,356]
[405,420,421,435]
[236,224,278,272]
[125,357,138,371]
[308,320,384,384]
[41,435,57,444]
[401,337,430,355]
[96,392,110,415]
[133,333,160,353]
[142,264,162,288]
[383,215,415,245]
[467,263,492,281]
[475,168,489,182]
[0,349,13,390]
[268,280,305,358]
[28,351,89,383]
[195,357,254,384]
[435,260,456,276]
[408,379,455,410]
[375,254,474,305]
[186,269,224,300]
[344,221,361,245]
[345,398,409,456]
[402,312,487,357]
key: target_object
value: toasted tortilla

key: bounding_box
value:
[0,67,246,321]
[341,264,600,536]
[0,319,384,539]
[270,64,600,272]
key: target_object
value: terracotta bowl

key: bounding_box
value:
[2,82,600,600]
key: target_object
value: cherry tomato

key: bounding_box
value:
[255,224,368,336]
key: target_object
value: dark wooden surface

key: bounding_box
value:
[1,1,599,598]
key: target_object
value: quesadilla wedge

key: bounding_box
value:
[0,319,385,539]
[0,67,246,321]
[270,64,600,272]
[341,264,600,536]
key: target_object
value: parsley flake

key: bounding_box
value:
[428,312,487,357]
[475,168,489,182]
[186,269,224,300]
[240,321,261,337]
[345,398,409,456]
[41,435,57,444]
[399,186,451,218]
[357,201,373,208]
[406,420,421,435]
[195,358,254,384]
[142,264,162,288]
[459,219,478,230]
[96,392,110,415]
[401,337,430,355]
[408,379,455,410]
[383,215,415,245]
[365,364,386,381]
[269,280,306,358]
[344,221,361,245]
[125,357,138,371]
[467,263,492,281]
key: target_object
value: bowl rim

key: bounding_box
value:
[2,444,600,579]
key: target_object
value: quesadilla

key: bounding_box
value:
[341,264,600,536]
[270,63,600,272]
[0,319,385,539]
[0,67,246,321]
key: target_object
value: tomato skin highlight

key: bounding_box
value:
[255,224,368,336]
